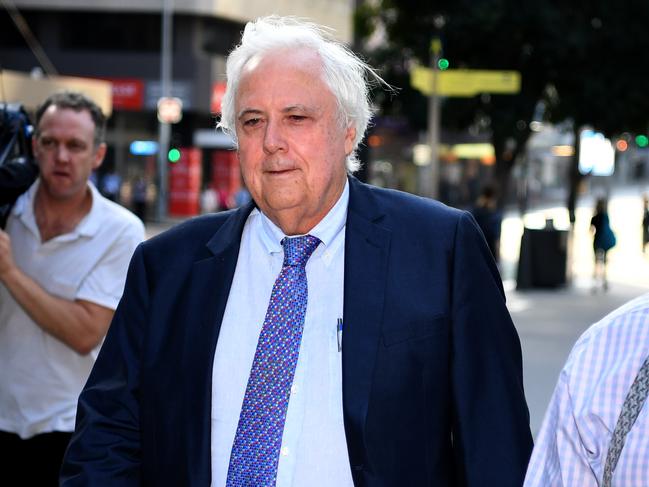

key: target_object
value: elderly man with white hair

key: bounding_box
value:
[61,15,532,487]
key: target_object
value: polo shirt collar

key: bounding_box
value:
[13,178,104,240]
[75,182,104,237]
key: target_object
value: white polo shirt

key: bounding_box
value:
[0,179,145,439]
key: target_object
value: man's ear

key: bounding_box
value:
[344,125,356,155]
[92,143,107,170]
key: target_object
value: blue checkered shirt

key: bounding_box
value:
[524,293,649,486]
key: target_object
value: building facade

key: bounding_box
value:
[1,0,353,218]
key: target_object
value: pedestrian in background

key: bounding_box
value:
[642,193,649,253]
[61,16,532,486]
[590,197,616,292]
[100,170,121,202]
[232,183,251,208]
[200,184,218,213]
[0,91,144,486]
[470,182,503,263]
[132,176,148,222]
[524,292,649,487]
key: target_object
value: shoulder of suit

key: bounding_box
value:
[354,180,465,224]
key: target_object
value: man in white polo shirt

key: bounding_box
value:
[0,91,144,486]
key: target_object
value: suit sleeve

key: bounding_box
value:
[60,244,148,485]
[450,211,533,486]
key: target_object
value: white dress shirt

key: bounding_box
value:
[211,180,354,486]
[524,292,649,486]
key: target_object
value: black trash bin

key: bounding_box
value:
[516,226,568,289]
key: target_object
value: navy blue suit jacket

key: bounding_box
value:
[61,177,533,486]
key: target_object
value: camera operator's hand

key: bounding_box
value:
[0,229,17,282]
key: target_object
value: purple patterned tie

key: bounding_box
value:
[226,235,321,487]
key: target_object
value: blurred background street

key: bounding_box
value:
[500,184,649,434]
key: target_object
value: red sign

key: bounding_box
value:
[168,147,202,217]
[106,78,144,110]
[81,77,145,111]
[210,149,240,208]
[211,82,227,114]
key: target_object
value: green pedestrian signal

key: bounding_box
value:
[636,135,649,148]
[168,148,181,163]
[437,58,450,70]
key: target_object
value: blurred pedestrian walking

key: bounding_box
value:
[132,176,148,222]
[232,184,251,208]
[100,170,121,202]
[0,91,144,486]
[590,197,616,292]
[470,182,503,263]
[200,184,218,213]
[524,292,649,487]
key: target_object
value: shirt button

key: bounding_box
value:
[281,447,290,456]
[291,385,298,395]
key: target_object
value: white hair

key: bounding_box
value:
[218,15,386,173]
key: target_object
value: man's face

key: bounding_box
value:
[235,47,355,235]
[33,106,106,201]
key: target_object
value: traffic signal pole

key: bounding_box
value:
[421,38,442,199]
[156,0,173,221]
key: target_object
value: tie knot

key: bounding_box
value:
[282,235,321,267]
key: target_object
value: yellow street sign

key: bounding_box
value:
[411,66,521,97]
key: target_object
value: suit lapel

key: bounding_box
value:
[182,203,254,484]
[342,177,391,470]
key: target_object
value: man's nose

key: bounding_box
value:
[55,144,71,162]
[263,119,287,154]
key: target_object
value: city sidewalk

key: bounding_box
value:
[501,187,649,434]
[507,280,647,435]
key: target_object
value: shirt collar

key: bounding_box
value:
[257,178,349,256]
[75,182,104,237]
[13,178,104,239]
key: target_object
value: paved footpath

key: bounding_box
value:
[501,188,649,435]
[506,280,646,436]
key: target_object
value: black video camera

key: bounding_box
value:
[0,103,38,226]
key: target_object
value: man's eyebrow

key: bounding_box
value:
[237,108,263,120]
[283,104,318,114]
[237,105,319,120]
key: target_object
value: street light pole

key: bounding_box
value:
[156,0,173,221]
[426,38,442,199]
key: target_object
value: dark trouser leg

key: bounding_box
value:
[0,430,72,486]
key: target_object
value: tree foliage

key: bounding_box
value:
[355,0,649,210]
[545,1,649,135]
